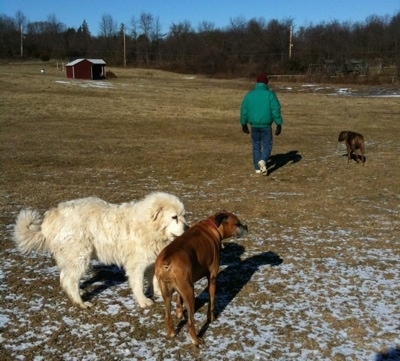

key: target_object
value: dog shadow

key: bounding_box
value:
[375,347,400,361]
[80,264,127,302]
[215,244,282,315]
[175,242,283,338]
[267,150,302,175]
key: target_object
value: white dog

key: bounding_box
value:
[13,192,188,309]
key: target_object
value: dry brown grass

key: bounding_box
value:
[1,62,399,360]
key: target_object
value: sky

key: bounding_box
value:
[1,0,399,35]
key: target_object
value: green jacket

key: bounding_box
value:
[240,83,283,128]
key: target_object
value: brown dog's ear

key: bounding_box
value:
[214,212,229,227]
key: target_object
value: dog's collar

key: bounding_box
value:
[205,218,223,241]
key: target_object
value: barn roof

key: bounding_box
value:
[66,58,106,66]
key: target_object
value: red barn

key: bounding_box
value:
[65,58,106,80]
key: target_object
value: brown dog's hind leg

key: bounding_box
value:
[159,281,176,338]
[175,293,184,319]
[179,285,201,345]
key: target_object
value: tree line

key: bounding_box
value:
[1,10,399,80]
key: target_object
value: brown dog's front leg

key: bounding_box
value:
[207,275,217,322]
[346,145,352,164]
[360,144,366,166]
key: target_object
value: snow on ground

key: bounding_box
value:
[280,84,400,97]
[1,219,399,360]
[54,79,400,98]
[2,79,399,359]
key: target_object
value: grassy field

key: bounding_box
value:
[1,62,399,360]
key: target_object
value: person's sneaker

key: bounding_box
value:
[255,169,262,174]
[258,160,267,175]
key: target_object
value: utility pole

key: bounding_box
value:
[122,24,126,67]
[20,25,23,58]
[124,26,127,67]
[289,25,293,59]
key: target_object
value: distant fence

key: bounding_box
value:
[269,70,398,84]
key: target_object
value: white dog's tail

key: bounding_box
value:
[13,209,48,254]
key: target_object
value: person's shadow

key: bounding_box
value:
[267,150,302,175]
[174,242,283,338]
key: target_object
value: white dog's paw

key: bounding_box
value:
[78,301,93,309]
[137,297,154,308]
[152,284,162,297]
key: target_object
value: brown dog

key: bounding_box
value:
[155,211,248,346]
[338,131,366,165]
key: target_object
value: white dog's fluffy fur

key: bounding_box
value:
[13,192,188,309]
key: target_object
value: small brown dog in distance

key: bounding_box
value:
[155,211,248,346]
[338,131,366,165]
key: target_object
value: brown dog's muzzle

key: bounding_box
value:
[236,224,248,238]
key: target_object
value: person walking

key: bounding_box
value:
[240,73,283,175]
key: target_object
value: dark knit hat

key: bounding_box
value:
[256,73,269,84]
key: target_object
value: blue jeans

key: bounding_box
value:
[251,127,273,170]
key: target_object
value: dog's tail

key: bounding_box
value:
[13,209,48,254]
[155,261,173,283]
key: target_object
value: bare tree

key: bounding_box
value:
[0,15,19,57]
[99,13,118,38]
[136,12,156,63]
[129,14,163,64]
[139,12,153,39]
[198,21,215,33]
[130,16,138,40]
[226,16,247,65]
[166,21,194,66]
[98,14,119,59]
[153,16,162,40]
[389,12,400,76]
[0,8,399,79]
[152,16,164,62]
